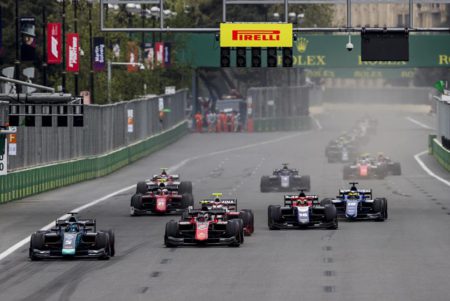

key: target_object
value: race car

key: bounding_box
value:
[325,141,358,163]
[130,186,194,216]
[135,168,192,195]
[322,182,387,221]
[164,208,244,247]
[196,193,254,236]
[267,191,338,230]
[343,154,401,179]
[29,213,115,260]
[260,164,310,192]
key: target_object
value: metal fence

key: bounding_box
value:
[1,90,187,171]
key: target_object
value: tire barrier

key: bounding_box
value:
[0,121,188,204]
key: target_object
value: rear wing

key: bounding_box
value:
[55,219,96,231]
[200,199,237,210]
[338,189,372,199]
[284,195,318,206]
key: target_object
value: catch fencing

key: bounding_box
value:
[1,90,187,171]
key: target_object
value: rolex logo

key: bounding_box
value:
[296,37,309,53]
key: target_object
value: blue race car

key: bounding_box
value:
[321,182,387,221]
[29,213,115,260]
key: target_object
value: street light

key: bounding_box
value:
[87,0,94,103]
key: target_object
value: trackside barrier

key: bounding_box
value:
[253,116,312,132]
[0,121,188,204]
[428,134,450,172]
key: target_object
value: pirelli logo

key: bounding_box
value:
[221,23,292,47]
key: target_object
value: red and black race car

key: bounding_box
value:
[130,187,193,216]
[268,191,338,230]
[135,168,193,196]
[164,208,244,247]
[197,193,254,236]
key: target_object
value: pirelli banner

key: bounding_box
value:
[220,23,293,48]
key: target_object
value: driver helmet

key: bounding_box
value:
[212,198,222,209]
[65,223,79,232]
[347,191,359,200]
[162,189,169,195]
[161,169,167,176]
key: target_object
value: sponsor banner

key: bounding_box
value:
[93,37,106,72]
[220,23,292,47]
[155,42,164,67]
[164,42,171,67]
[8,133,16,156]
[20,17,36,61]
[127,109,134,133]
[143,42,154,69]
[0,141,7,175]
[47,23,62,64]
[127,41,139,72]
[66,33,79,72]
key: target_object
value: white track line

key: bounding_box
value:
[406,116,435,130]
[0,130,310,261]
[414,150,450,187]
[311,116,323,130]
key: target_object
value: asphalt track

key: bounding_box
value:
[0,104,449,301]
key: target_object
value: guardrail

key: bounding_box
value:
[0,121,188,204]
[428,134,450,172]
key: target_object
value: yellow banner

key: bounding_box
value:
[220,23,293,47]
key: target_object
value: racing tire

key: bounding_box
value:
[373,198,385,221]
[179,181,193,195]
[320,198,333,206]
[130,194,142,216]
[235,218,244,244]
[324,204,337,223]
[260,176,270,192]
[392,163,402,176]
[164,220,179,248]
[240,209,254,235]
[181,193,194,208]
[300,175,311,191]
[29,233,45,261]
[136,181,148,194]
[107,230,115,257]
[343,166,352,180]
[96,232,111,260]
[226,220,241,247]
[384,198,388,219]
[268,205,281,230]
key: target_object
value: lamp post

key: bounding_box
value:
[87,0,94,103]
[14,0,19,92]
[73,0,78,96]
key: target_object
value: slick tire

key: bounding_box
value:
[373,198,385,221]
[260,176,270,192]
[181,193,194,208]
[165,220,179,248]
[130,195,142,216]
[320,198,333,206]
[179,181,193,195]
[324,204,337,223]
[96,232,111,260]
[107,229,115,257]
[268,205,281,230]
[240,209,254,235]
[226,220,241,247]
[29,233,45,261]
[136,181,148,194]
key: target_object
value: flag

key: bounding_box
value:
[20,17,36,61]
[93,37,106,72]
[143,42,154,69]
[47,23,62,64]
[127,42,139,72]
[164,42,171,67]
[434,80,445,93]
[66,33,79,72]
[155,42,164,67]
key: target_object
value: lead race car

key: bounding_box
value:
[260,164,310,192]
[267,191,338,230]
[322,182,388,221]
[197,193,254,236]
[130,169,194,215]
[165,207,244,247]
[29,213,115,260]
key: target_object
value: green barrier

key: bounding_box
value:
[0,121,188,204]
[429,135,450,172]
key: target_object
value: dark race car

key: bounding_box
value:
[29,213,115,260]
[260,163,310,192]
[267,191,338,230]
[375,153,402,176]
[197,193,254,236]
[322,182,388,221]
[135,168,192,196]
[164,208,244,247]
[130,186,194,216]
[325,141,358,163]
